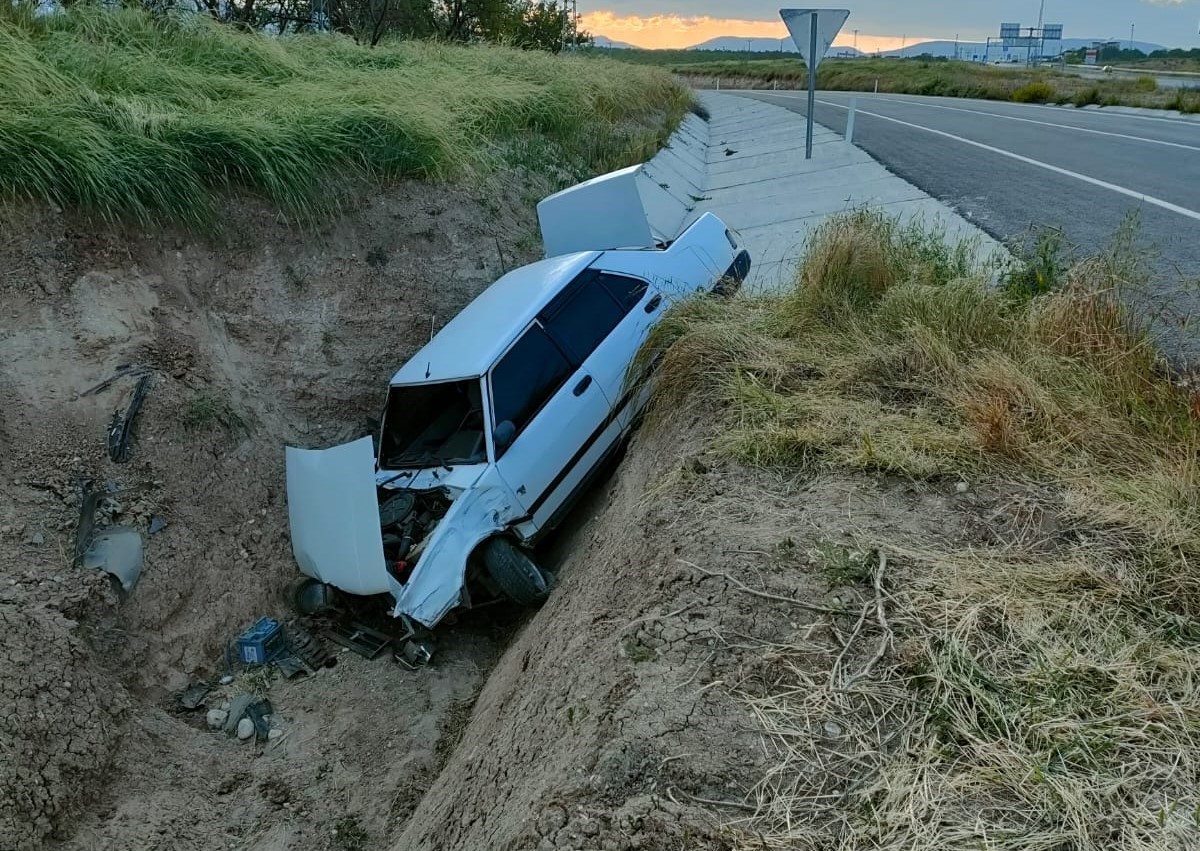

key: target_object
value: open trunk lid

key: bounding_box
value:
[285,437,391,596]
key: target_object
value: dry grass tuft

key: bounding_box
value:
[642,211,1200,850]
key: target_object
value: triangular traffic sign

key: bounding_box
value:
[780,8,849,71]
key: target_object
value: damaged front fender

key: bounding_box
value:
[390,469,519,627]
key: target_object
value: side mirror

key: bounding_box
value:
[493,420,516,454]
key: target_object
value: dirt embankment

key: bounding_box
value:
[392,413,1010,850]
[0,182,541,850]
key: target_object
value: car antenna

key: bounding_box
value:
[429,314,436,342]
[425,361,431,379]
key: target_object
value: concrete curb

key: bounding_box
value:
[645,92,1006,292]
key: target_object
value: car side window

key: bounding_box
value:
[490,324,573,438]
[540,276,625,366]
[598,273,649,311]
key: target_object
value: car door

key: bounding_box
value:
[571,270,661,430]
[491,322,612,529]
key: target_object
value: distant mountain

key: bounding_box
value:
[680,35,1165,60]
[591,35,635,50]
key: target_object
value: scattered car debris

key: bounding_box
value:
[223,693,256,734]
[236,617,287,665]
[81,526,143,593]
[74,479,150,594]
[107,373,152,463]
[288,577,338,617]
[148,515,168,535]
[324,621,392,659]
[246,698,273,738]
[177,683,211,711]
[396,637,435,670]
[78,363,148,398]
[274,623,333,678]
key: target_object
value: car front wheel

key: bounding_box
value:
[481,537,553,607]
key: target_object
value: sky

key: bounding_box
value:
[579,0,1200,50]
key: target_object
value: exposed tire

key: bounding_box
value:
[481,537,552,607]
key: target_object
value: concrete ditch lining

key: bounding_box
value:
[641,91,1005,293]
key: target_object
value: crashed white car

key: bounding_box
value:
[286,167,751,637]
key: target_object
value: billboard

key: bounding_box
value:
[999,22,1021,39]
[1043,24,1063,40]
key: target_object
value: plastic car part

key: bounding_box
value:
[107,373,152,463]
[81,526,144,593]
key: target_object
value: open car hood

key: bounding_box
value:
[285,437,390,596]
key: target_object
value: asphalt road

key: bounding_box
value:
[740,90,1200,359]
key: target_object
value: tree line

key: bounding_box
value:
[123,0,590,50]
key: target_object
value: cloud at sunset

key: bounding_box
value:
[579,11,929,52]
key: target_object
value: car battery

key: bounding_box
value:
[236,617,286,665]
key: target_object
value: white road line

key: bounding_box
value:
[753,89,1200,128]
[855,95,1200,152]
[803,99,1200,224]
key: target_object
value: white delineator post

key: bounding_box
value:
[845,96,857,144]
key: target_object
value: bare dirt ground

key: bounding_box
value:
[2,184,1036,851]
[0,181,541,850]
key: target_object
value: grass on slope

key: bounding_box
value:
[642,211,1200,849]
[0,6,690,226]
[612,50,1200,112]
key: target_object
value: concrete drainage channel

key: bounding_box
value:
[640,91,1003,292]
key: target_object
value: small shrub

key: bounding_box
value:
[1001,228,1069,301]
[1168,90,1200,114]
[181,392,244,433]
[331,815,369,851]
[1011,80,1055,103]
[812,542,874,586]
[1134,74,1158,92]
[1072,86,1101,107]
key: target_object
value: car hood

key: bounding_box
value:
[285,437,390,596]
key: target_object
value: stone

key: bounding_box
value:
[955,481,969,493]
[822,720,842,739]
[236,718,254,740]
[267,728,283,741]
[206,709,228,730]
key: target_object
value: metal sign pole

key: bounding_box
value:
[806,14,817,159]
[782,9,849,159]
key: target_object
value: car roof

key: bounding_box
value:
[390,250,602,385]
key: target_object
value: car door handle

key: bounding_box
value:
[644,294,663,313]
[573,375,592,396]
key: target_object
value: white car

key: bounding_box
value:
[285,170,750,643]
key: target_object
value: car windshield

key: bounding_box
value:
[379,379,487,469]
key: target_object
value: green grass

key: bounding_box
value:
[605,49,1198,112]
[0,6,688,226]
[642,212,1200,849]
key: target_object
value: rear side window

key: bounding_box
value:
[541,278,624,365]
[598,273,649,311]
[491,325,572,435]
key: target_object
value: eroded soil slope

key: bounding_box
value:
[0,182,541,850]
[394,413,1022,850]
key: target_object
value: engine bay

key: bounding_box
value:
[378,488,451,585]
